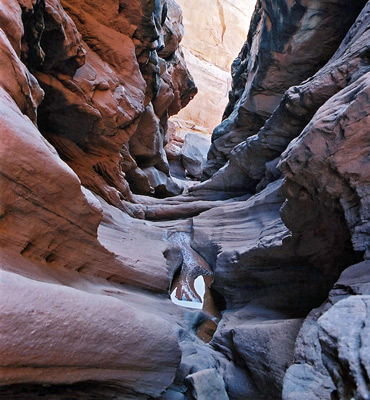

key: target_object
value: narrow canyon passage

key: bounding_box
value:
[0,1,370,400]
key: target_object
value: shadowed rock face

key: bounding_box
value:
[31,0,197,208]
[1,0,370,399]
[189,1,369,398]
[202,0,367,180]
[283,261,370,400]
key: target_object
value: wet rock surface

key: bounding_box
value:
[0,0,370,399]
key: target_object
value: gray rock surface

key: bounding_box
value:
[319,296,370,400]
[280,69,370,254]
[186,369,229,400]
[181,132,210,179]
[142,165,184,197]
[192,179,352,313]
[211,305,303,399]
[231,319,303,396]
[202,0,366,180]
[283,261,370,400]
[194,0,370,197]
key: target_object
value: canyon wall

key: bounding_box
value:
[190,1,370,398]
[0,0,369,400]
[170,0,255,135]
[202,0,369,181]
[0,0,193,398]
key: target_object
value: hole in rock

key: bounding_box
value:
[171,275,205,310]
[168,232,220,342]
[170,272,220,343]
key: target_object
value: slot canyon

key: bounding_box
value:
[0,0,369,399]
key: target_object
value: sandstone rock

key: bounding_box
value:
[0,87,177,292]
[18,0,197,209]
[141,166,183,197]
[192,180,353,313]
[186,368,229,400]
[39,0,86,75]
[159,389,186,400]
[172,0,254,135]
[284,295,370,400]
[231,319,303,397]
[1,0,370,399]
[318,296,370,400]
[171,47,232,135]
[331,261,370,297]
[0,269,181,398]
[158,0,183,59]
[217,358,259,400]
[166,47,197,116]
[212,308,302,399]
[0,0,24,55]
[176,0,253,72]
[129,103,165,168]
[190,2,370,284]
[203,0,367,180]
[0,25,43,123]
[164,121,187,179]
[280,69,370,254]
[273,14,370,396]
[34,0,146,208]
[181,132,210,179]
[283,260,370,400]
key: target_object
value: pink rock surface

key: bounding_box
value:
[0,269,180,396]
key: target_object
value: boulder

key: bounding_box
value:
[186,369,229,400]
[181,133,210,179]
[210,305,303,398]
[142,166,183,197]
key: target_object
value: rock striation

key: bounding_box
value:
[171,0,254,135]
[202,0,367,181]
[0,0,192,398]
[36,0,196,204]
[0,0,370,400]
[188,0,369,398]
[283,261,370,400]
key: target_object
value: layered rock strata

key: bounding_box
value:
[0,0,192,398]
[171,0,254,135]
[36,0,196,205]
[190,1,369,398]
[202,0,367,180]
[0,0,370,400]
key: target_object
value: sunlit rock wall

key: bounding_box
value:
[171,0,255,135]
